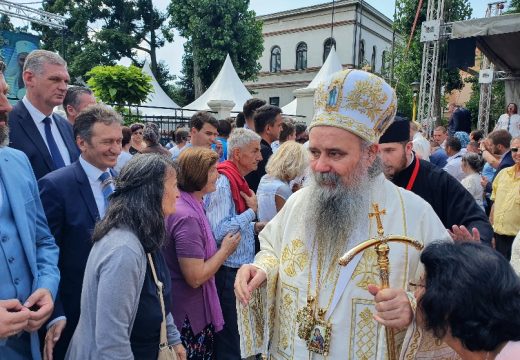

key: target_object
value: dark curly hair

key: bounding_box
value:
[92,154,178,252]
[419,241,520,352]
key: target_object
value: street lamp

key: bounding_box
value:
[410,81,420,123]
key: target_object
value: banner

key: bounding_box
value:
[0,31,40,102]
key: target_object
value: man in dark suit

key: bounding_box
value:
[0,59,60,360]
[38,104,123,360]
[8,50,79,180]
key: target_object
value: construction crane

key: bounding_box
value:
[0,0,66,30]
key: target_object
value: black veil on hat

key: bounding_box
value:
[378,115,410,144]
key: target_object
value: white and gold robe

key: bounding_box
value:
[237,174,459,359]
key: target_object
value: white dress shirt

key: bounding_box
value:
[494,113,520,138]
[79,155,109,218]
[22,97,72,165]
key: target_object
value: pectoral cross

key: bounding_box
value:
[339,202,424,360]
[368,203,386,238]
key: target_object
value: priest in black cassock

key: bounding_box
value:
[378,117,493,245]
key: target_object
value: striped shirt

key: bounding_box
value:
[204,175,256,268]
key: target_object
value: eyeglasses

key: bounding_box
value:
[512,147,518,153]
[408,281,425,291]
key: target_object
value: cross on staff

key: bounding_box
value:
[339,202,424,360]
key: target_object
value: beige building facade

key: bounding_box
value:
[245,0,394,108]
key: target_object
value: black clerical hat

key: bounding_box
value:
[378,116,410,144]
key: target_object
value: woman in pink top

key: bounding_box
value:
[415,241,520,360]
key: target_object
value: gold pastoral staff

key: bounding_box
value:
[338,203,424,360]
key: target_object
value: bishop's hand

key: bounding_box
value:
[234,264,267,306]
[368,284,413,329]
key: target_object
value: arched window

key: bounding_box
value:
[358,40,365,68]
[371,46,377,72]
[295,42,307,70]
[323,37,336,63]
[381,51,387,74]
[270,46,281,73]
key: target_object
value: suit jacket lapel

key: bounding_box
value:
[16,102,54,170]
[72,161,99,222]
[54,115,79,161]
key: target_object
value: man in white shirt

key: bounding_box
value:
[38,104,122,360]
[443,136,465,181]
[8,50,79,179]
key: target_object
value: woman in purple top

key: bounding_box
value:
[164,147,241,359]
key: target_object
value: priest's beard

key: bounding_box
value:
[306,157,383,268]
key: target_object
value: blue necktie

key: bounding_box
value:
[98,172,114,209]
[43,117,66,169]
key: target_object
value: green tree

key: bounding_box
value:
[86,64,153,109]
[390,0,472,121]
[509,0,520,12]
[168,0,263,101]
[36,0,172,84]
[0,15,14,32]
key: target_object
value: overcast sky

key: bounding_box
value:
[19,0,492,77]
[152,0,489,77]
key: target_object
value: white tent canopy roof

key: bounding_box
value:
[184,54,252,113]
[139,59,180,116]
[282,48,342,115]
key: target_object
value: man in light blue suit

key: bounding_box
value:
[0,60,60,359]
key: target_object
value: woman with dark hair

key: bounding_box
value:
[460,152,485,210]
[416,241,520,359]
[129,123,145,154]
[141,123,170,156]
[66,154,186,359]
[164,147,240,359]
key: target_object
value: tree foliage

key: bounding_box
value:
[390,0,472,120]
[86,64,153,107]
[0,15,14,32]
[35,0,171,84]
[509,0,520,13]
[169,0,263,101]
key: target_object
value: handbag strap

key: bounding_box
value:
[147,253,169,348]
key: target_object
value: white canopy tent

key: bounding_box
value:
[282,48,343,115]
[184,54,252,114]
[138,59,180,116]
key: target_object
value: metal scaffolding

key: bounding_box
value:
[477,2,506,135]
[0,0,66,30]
[417,0,445,137]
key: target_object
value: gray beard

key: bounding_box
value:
[305,160,375,269]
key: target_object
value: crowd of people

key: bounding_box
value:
[1,49,519,360]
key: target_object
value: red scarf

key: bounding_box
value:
[217,160,252,214]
